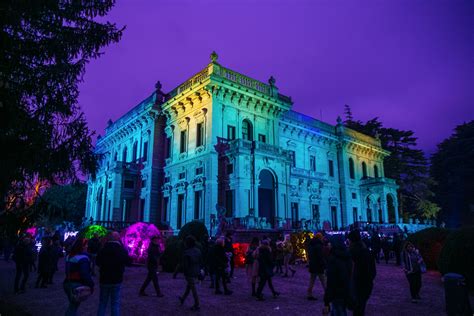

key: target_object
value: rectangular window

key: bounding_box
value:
[194,191,202,220]
[258,134,266,143]
[108,181,112,189]
[289,150,296,167]
[196,123,204,147]
[227,163,234,175]
[166,137,171,159]
[177,194,184,229]
[196,167,203,175]
[164,176,170,183]
[179,172,186,180]
[225,190,234,217]
[123,199,132,221]
[143,141,148,162]
[312,204,320,221]
[124,180,134,189]
[353,207,358,223]
[331,206,338,229]
[328,160,334,177]
[180,130,187,153]
[140,199,145,222]
[162,197,168,222]
[352,192,357,199]
[310,155,316,171]
[227,125,236,140]
[107,200,111,221]
[291,202,299,227]
[141,179,146,188]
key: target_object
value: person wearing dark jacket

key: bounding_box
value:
[64,238,94,316]
[224,232,235,281]
[88,234,101,276]
[307,233,327,300]
[324,236,352,316]
[348,230,376,316]
[13,235,34,294]
[212,237,232,295]
[255,240,280,301]
[139,236,164,297]
[36,237,54,288]
[96,231,132,316]
[178,236,203,311]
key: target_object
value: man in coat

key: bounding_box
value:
[307,233,327,300]
[139,236,164,297]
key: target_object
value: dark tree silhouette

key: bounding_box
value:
[431,121,474,228]
[343,105,436,220]
[0,1,124,206]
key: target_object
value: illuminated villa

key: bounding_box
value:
[85,52,399,232]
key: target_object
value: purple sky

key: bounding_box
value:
[79,0,473,153]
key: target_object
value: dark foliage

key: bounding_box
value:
[160,236,182,272]
[343,106,434,219]
[407,227,450,270]
[438,227,474,290]
[0,0,123,205]
[430,121,474,228]
[177,220,209,242]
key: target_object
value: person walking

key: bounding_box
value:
[36,236,54,288]
[402,242,424,303]
[96,231,132,316]
[255,239,280,301]
[245,237,259,296]
[348,230,376,316]
[323,236,352,316]
[63,238,94,316]
[224,232,235,281]
[88,233,101,276]
[139,236,164,297]
[371,232,381,264]
[282,235,296,277]
[178,236,203,311]
[213,237,232,295]
[307,233,327,301]
[13,234,34,294]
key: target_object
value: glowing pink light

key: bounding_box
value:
[121,222,163,264]
[26,227,37,236]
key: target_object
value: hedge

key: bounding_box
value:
[438,227,474,290]
[407,227,450,270]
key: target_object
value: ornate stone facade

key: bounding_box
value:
[86,53,398,231]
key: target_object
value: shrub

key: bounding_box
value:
[178,220,209,242]
[160,236,182,272]
[407,227,450,270]
[438,227,474,290]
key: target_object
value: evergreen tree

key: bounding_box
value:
[343,105,437,220]
[431,121,474,228]
[0,1,123,207]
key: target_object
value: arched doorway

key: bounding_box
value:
[258,170,276,226]
[387,194,396,223]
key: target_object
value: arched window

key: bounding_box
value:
[114,151,118,161]
[349,158,355,179]
[122,147,128,162]
[242,119,253,141]
[362,162,367,179]
[132,141,138,162]
[374,165,379,178]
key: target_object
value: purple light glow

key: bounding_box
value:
[121,222,163,264]
[26,227,37,236]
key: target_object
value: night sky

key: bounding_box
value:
[78,0,473,153]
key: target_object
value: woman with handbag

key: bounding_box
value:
[402,242,424,303]
[63,238,94,316]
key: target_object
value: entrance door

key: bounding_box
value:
[258,170,276,226]
[331,206,338,230]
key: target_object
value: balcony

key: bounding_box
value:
[360,176,397,187]
[290,167,327,181]
[112,161,140,174]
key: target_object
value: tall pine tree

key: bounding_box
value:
[343,105,437,220]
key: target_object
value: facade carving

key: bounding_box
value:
[86,53,399,231]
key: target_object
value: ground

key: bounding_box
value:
[0,259,472,316]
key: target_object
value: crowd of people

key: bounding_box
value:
[4,227,426,316]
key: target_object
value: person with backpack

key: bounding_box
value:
[139,236,164,297]
[63,238,94,316]
[178,236,203,311]
[245,237,259,296]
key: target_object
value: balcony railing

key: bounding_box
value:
[360,176,397,186]
[290,167,327,180]
[112,161,140,173]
